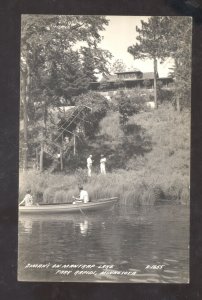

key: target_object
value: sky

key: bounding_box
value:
[98,16,173,78]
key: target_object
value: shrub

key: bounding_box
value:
[115,90,147,126]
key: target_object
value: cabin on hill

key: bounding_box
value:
[89,69,173,91]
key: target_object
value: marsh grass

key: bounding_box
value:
[19,169,187,206]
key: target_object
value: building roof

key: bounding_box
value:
[101,72,156,82]
[99,71,168,84]
[142,72,155,80]
[115,69,141,74]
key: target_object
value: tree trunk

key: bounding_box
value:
[175,59,181,112]
[176,96,181,112]
[43,100,47,136]
[39,142,44,172]
[153,57,158,109]
[60,147,63,171]
[21,70,28,170]
[60,133,63,171]
[73,133,76,156]
[36,148,39,170]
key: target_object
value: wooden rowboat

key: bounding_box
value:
[19,197,118,214]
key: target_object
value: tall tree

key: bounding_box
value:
[20,15,112,170]
[128,17,169,108]
[81,47,97,83]
[164,17,192,111]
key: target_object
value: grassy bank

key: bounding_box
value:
[18,169,168,206]
[19,103,190,206]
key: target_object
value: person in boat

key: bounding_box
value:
[87,154,93,177]
[100,154,107,174]
[19,189,33,206]
[73,187,89,204]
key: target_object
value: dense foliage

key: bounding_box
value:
[20,15,112,169]
[128,16,192,110]
[164,17,192,110]
[115,90,147,127]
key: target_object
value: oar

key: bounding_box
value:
[78,206,86,216]
[72,196,86,216]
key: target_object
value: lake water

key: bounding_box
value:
[18,203,189,283]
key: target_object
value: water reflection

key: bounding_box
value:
[79,219,89,236]
[19,218,33,234]
[18,204,189,283]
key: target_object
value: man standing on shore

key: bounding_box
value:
[100,154,106,175]
[87,154,93,177]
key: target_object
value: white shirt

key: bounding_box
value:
[87,157,92,166]
[80,190,89,203]
[100,157,106,165]
[23,194,33,206]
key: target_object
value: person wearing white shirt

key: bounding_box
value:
[19,190,33,206]
[73,187,89,204]
[100,154,106,174]
[87,154,93,177]
[79,187,89,203]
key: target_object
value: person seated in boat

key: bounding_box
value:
[19,189,33,206]
[72,187,89,204]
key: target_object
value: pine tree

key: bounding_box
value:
[128,17,169,109]
[164,17,192,111]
